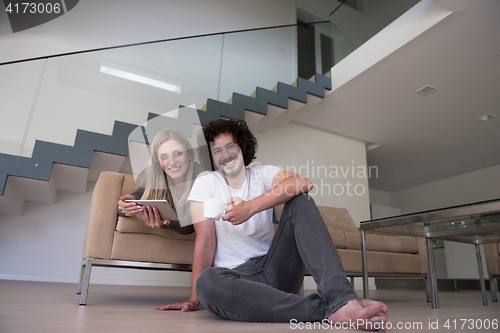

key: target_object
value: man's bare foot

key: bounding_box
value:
[360,299,388,317]
[328,299,387,331]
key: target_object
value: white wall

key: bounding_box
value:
[0,185,91,283]
[390,163,500,279]
[254,123,371,225]
[369,188,392,207]
[390,164,500,214]
[369,188,400,220]
[370,204,401,220]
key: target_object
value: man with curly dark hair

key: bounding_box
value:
[196,119,258,171]
[157,118,388,331]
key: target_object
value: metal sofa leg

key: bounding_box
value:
[79,258,93,306]
[425,277,430,302]
[77,261,85,294]
[492,277,498,302]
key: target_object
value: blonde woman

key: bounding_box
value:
[118,129,204,234]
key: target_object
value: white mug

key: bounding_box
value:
[203,198,228,220]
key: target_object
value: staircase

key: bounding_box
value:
[0,73,331,215]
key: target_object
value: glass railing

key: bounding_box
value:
[0,21,332,158]
[329,0,421,65]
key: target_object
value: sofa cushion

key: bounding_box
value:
[275,204,358,232]
[272,203,419,253]
[324,222,347,249]
[344,231,419,254]
[111,232,194,264]
[274,204,285,220]
[318,207,359,232]
[338,249,426,274]
[273,204,347,248]
[116,216,196,241]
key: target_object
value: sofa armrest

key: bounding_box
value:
[81,171,126,260]
[415,237,428,274]
[484,243,500,276]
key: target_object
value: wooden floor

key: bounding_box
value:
[0,280,499,332]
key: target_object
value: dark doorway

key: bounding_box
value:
[297,21,316,80]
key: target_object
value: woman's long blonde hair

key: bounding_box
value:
[141,129,194,210]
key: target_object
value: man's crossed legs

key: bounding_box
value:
[196,194,387,330]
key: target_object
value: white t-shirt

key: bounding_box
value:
[188,164,281,269]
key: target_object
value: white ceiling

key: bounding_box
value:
[292,0,500,191]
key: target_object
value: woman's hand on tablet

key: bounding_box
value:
[118,195,143,216]
[142,205,170,228]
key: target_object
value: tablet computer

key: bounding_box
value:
[125,200,178,221]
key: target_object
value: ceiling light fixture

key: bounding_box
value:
[100,65,182,93]
[477,113,496,122]
[416,85,437,96]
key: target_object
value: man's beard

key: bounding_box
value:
[218,154,244,178]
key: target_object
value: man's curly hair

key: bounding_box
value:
[197,119,258,170]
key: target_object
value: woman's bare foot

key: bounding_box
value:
[328,299,387,331]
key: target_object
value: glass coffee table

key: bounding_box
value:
[360,199,500,308]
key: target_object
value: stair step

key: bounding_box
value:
[0,151,128,215]
[0,179,24,215]
[254,99,305,133]
[273,90,329,130]
[246,73,332,132]
[51,163,89,193]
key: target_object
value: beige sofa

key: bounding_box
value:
[79,171,427,305]
[484,243,499,302]
[274,205,428,280]
[78,171,195,305]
